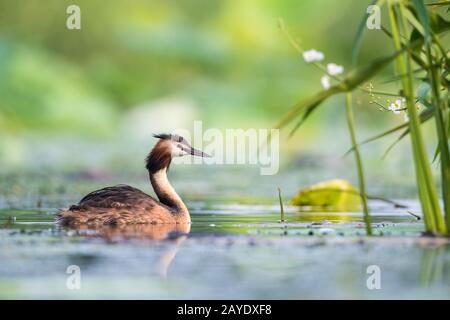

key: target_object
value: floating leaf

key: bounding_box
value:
[291,179,362,212]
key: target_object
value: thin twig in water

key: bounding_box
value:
[407,210,421,220]
[278,187,285,223]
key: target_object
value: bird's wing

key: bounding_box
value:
[76,184,155,209]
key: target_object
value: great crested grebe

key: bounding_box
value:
[57,134,209,227]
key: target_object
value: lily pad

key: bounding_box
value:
[291,179,362,212]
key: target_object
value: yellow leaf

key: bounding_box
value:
[291,179,362,212]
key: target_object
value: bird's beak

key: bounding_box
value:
[190,147,211,157]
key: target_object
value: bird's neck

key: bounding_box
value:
[149,168,189,217]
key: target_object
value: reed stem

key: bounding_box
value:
[388,0,445,234]
[345,93,372,236]
[425,43,450,234]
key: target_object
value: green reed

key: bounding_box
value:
[277,0,450,235]
[346,93,372,235]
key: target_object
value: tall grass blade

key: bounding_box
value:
[414,0,450,232]
[276,48,404,134]
[352,0,383,66]
[344,107,434,155]
[345,93,372,235]
[389,0,445,234]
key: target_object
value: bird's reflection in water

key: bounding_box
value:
[71,223,191,278]
[74,223,191,241]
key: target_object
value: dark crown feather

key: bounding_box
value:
[153,133,172,140]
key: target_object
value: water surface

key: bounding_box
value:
[2,192,450,299]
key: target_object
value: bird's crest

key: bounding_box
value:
[153,133,191,146]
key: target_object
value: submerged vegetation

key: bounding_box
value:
[277,0,450,236]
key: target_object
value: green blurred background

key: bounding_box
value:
[0,0,442,198]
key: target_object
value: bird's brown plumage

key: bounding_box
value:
[57,185,188,227]
[56,134,205,228]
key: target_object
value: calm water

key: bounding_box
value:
[0,168,449,299]
[2,195,450,299]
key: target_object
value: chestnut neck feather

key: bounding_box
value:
[146,140,172,173]
[146,141,188,216]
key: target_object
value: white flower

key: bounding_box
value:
[321,75,330,90]
[303,49,324,62]
[327,63,344,75]
[388,103,401,115]
[387,98,405,115]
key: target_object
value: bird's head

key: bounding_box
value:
[146,133,210,173]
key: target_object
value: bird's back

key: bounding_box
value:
[77,184,154,208]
